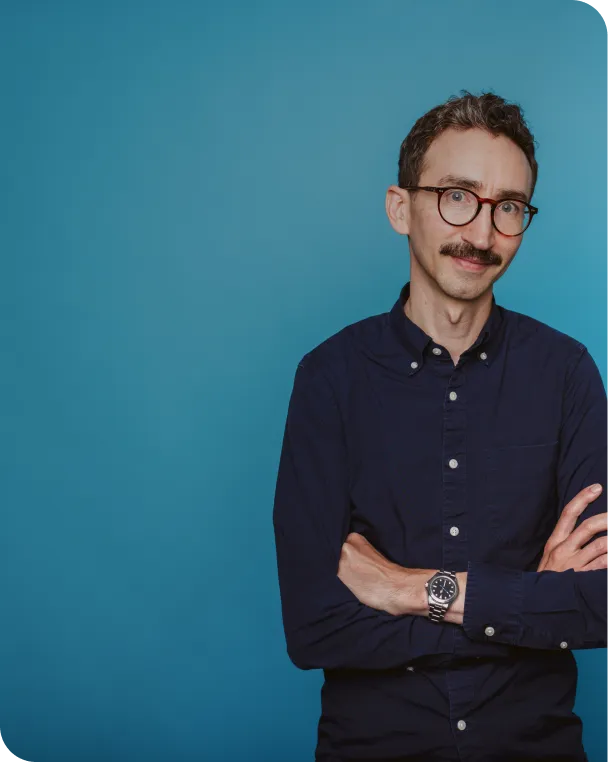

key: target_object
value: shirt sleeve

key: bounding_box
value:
[462,345,607,650]
[272,357,459,670]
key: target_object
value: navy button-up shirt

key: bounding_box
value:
[273,281,607,762]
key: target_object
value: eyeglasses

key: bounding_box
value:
[403,186,538,237]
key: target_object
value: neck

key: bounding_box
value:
[404,269,493,366]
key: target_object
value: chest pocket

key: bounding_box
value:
[482,441,559,561]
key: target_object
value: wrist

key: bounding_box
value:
[390,567,430,616]
[443,571,467,624]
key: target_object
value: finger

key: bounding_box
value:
[345,532,369,548]
[565,512,608,553]
[578,553,608,572]
[552,485,603,545]
[537,553,552,572]
[346,532,387,559]
[576,535,608,568]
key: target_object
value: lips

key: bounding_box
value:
[450,255,491,272]
[454,256,488,265]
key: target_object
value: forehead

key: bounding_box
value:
[420,127,533,199]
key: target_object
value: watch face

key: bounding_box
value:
[430,575,457,601]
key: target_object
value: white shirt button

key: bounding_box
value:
[406,666,415,672]
[432,347,442,355]
[449,526,460,537]
[479,352,488,361]
[484,626,495,637]
[560,641,568,649]
[449,391,458,401]
[457,720,467,731]
[448,458,459,469]
[410,361,418,369]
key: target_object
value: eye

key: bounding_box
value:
[499,200,522,215]
[449,190,466,203]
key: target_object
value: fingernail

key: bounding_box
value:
[590,484,602,493]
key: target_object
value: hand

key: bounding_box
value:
[537,484,607,572]
[337,533,427,616]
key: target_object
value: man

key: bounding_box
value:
[272,91,607,762]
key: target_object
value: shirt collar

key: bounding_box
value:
[388,281,503,374]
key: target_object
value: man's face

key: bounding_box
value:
[404,127,534,301]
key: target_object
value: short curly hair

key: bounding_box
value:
[398,90,538,197]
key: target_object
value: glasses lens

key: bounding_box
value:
[439,188,478,225]
[494,200,531,236]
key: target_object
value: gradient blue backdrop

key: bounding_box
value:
[2,2,606,760]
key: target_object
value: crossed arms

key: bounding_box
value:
[272,346,607,671]
[337,481,606,626]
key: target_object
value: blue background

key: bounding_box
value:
[1,1,606,760]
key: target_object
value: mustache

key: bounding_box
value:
[440,242,502,266]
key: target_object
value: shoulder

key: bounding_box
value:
[296,310,388,380]
[502,305,587,361]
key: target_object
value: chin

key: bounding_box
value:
[436,273,493,302]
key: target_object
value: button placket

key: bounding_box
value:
[442,367,468,579]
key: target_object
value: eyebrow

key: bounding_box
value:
[436,174,530,203]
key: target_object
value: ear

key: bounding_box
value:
[385,185,411,236]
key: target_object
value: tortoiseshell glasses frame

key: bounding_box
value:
[402,186,538,237]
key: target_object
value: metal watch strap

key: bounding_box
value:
[428,570,457,623]
[428,599,449,623]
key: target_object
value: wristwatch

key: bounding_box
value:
[425,570,459,623]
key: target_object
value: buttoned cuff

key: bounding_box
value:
[515,568,582,649]
[462,560,524,645]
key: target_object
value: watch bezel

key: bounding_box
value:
[425,571,459,605]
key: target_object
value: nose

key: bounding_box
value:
[461,202,496,251]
